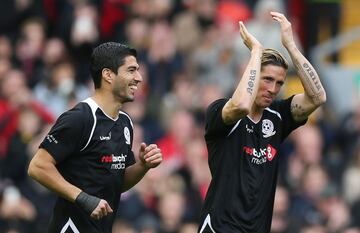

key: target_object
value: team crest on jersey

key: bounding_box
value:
[262,119,276,138]
[124,127,130,145]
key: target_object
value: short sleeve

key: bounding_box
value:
[126,150,136,167]
[120,111,136,167]
[205,99,236,140]
[40,107,90,163]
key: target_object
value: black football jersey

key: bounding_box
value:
[199,96,306,233]
[40,98,136,233]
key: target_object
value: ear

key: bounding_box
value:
[102,68,113,84]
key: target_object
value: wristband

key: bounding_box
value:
[75,191,100,215]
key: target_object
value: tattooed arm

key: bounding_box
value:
[222,22,262,124]
[271,12,326,122]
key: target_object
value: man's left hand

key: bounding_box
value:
[271,11,296,49]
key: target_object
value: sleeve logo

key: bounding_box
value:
[46,134,58,144]
[124,127,130,145]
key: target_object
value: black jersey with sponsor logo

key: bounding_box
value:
[199,96,306,233]
[40,98,135,233]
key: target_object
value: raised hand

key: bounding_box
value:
[239,21,262,51]
[270,11,295,48]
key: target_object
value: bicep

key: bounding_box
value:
[35,148,56,163]
[30,148,57,171]
[28,148,57,183]
[291,94,319,122]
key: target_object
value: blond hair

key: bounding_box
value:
[261,48,288,70]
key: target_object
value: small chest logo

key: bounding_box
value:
[246,124,254,133]
[262,119,276,138]
[124,127,130,145]
[100,132,111,141]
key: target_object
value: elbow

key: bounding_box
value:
[231,99,252,115]
[223,100,251,124]
[28,160,37,179]
[320,94,327,105]
[235,103,251,117]
[28,159,43,181]
[315,91,327,106]
[308,90,326,107]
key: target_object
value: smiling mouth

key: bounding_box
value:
[129,84,138,91]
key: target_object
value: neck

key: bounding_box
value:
[248,104,264,122]
[92,89,122,119]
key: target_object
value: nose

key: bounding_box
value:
[135,71,143,82]
[268,82,277,94]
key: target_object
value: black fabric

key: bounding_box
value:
[199,96,306,233]
[75,191,101,215]
[40,99,136,233]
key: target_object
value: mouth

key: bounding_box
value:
[129,84,138,92]
[263,95,273,102]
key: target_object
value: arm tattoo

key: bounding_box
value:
[247,70,256,95]
[291,103,307,119]
[302,63,322,91]
[293,60,323,101]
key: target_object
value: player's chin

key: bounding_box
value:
[260,100,273,108]
[127,95,135,102]
[122,95,135,103]
[127,90,136,99]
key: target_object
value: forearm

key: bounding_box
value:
[121,161,148,192]
[286,44,326,105]
[223,47,262,123]
[28,157,81,202]
[233,47,262,106]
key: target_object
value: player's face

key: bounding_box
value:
[255,65,286,108]
[113,55,142,103]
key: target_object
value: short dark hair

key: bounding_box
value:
[261,48,288,70]
[90,42,137,89]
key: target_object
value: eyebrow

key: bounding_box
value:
[264,76,284,85]
[127,65,139,70]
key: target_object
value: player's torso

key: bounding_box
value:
[58,107,133,196]
[202,111,283,232]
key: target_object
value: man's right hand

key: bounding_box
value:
[239,21,262,51]
[75,191,113,220]
[90,199,113,220]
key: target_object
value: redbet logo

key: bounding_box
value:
[243,144,277,164]
[101,154,127,169]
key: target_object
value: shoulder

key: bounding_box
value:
[119,110,134,129]
[267,96,295,117]
[55,100,94,127]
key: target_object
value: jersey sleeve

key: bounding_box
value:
[39,107,89,163]
[126,150,136,167]
[276,95,307,141]
[204,99,237,140]
[124,112,136,167]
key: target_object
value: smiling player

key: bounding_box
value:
[28,42,162,233]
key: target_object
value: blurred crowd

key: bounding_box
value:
[0,0,359,233]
